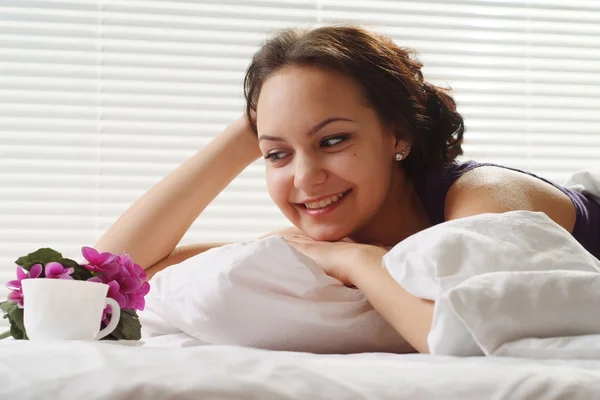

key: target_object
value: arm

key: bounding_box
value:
[94,116,261,271]
[347,246,433,354]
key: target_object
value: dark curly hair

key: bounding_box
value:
[244,25,464,175]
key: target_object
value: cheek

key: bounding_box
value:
[343,149,395,206]
[265,168,293,208]
[334,149,390,187]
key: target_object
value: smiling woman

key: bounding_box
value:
[94,25,600,354]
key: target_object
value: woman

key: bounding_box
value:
[94,26,600,353]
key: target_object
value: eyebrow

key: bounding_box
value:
[258,117,355,142]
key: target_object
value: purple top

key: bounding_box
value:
[412,160,600,260]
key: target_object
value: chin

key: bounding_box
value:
[302,224,352,242]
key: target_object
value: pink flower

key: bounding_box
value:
[7,290,25,308]
[81,247,120,276]
[88,276,127,308]
[44,262,74,279]
[5,265,42,309]
[84,248,149,312]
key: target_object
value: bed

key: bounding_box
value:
[2,340,600,399]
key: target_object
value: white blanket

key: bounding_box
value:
[383,210,600,358]
[2,341,600,399]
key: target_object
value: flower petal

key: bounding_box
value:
[123,293,135,309]
[81,246,100,263]
[137,281,151,297]
[8,290,24,308]
[106,280,120,297]
[98,254,118,266]
[6,280,22,290]
[16,266,28,281]
[113,292,127,308]
[84,264,102,272]
[119,253,134,268]
[7,290,21,302]
[45,262,64,278]
[87,276,104,283]
[103,262,121,275]
[85,247,118,266]
[134,264,147,280]
[29,264,43,279]
[119,277,143,294]
[135,296,145,311]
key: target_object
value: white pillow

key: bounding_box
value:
[383,210,600,302]
[382,210,600,356]
[140,235,412,354]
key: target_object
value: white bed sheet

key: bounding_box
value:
[1,341,600,399]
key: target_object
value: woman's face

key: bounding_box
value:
[256,65,408,241]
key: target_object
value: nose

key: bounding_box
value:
[293,153,327,190]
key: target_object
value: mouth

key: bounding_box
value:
[295,189,352,216]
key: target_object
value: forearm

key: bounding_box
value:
[94,117,261,270]
[349,247,434,353]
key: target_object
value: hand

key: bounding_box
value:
[283,235,387,287]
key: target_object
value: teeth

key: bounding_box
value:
[305,191,347,209]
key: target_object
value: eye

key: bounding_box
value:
[264,151,289,162]
[320,134,350,148]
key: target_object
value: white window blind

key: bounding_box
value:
[1,0,599,317]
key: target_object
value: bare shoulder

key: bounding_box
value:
[444,165,576,232]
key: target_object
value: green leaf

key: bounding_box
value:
[60,258,93,281]
[58,258,80,269]
[15,248,63,272]
[0,301,16,315]
[0,330,10,340]
[7,308,26,340]
[101,309,141,341]
[9,320,25,340]
[1,296,27,340]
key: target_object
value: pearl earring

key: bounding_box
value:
[395,153,403,161]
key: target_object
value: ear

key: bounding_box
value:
[389,129,411,157]
[384,122,412,157]
[393,136,411,153]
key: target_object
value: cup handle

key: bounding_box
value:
[95,298,121,340]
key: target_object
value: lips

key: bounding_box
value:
[295,189,352,217]
[302,190,350,210]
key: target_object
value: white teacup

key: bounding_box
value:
[21,279,121,341]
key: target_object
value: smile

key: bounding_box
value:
[303,190,350,209]
[296,189,352,217]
